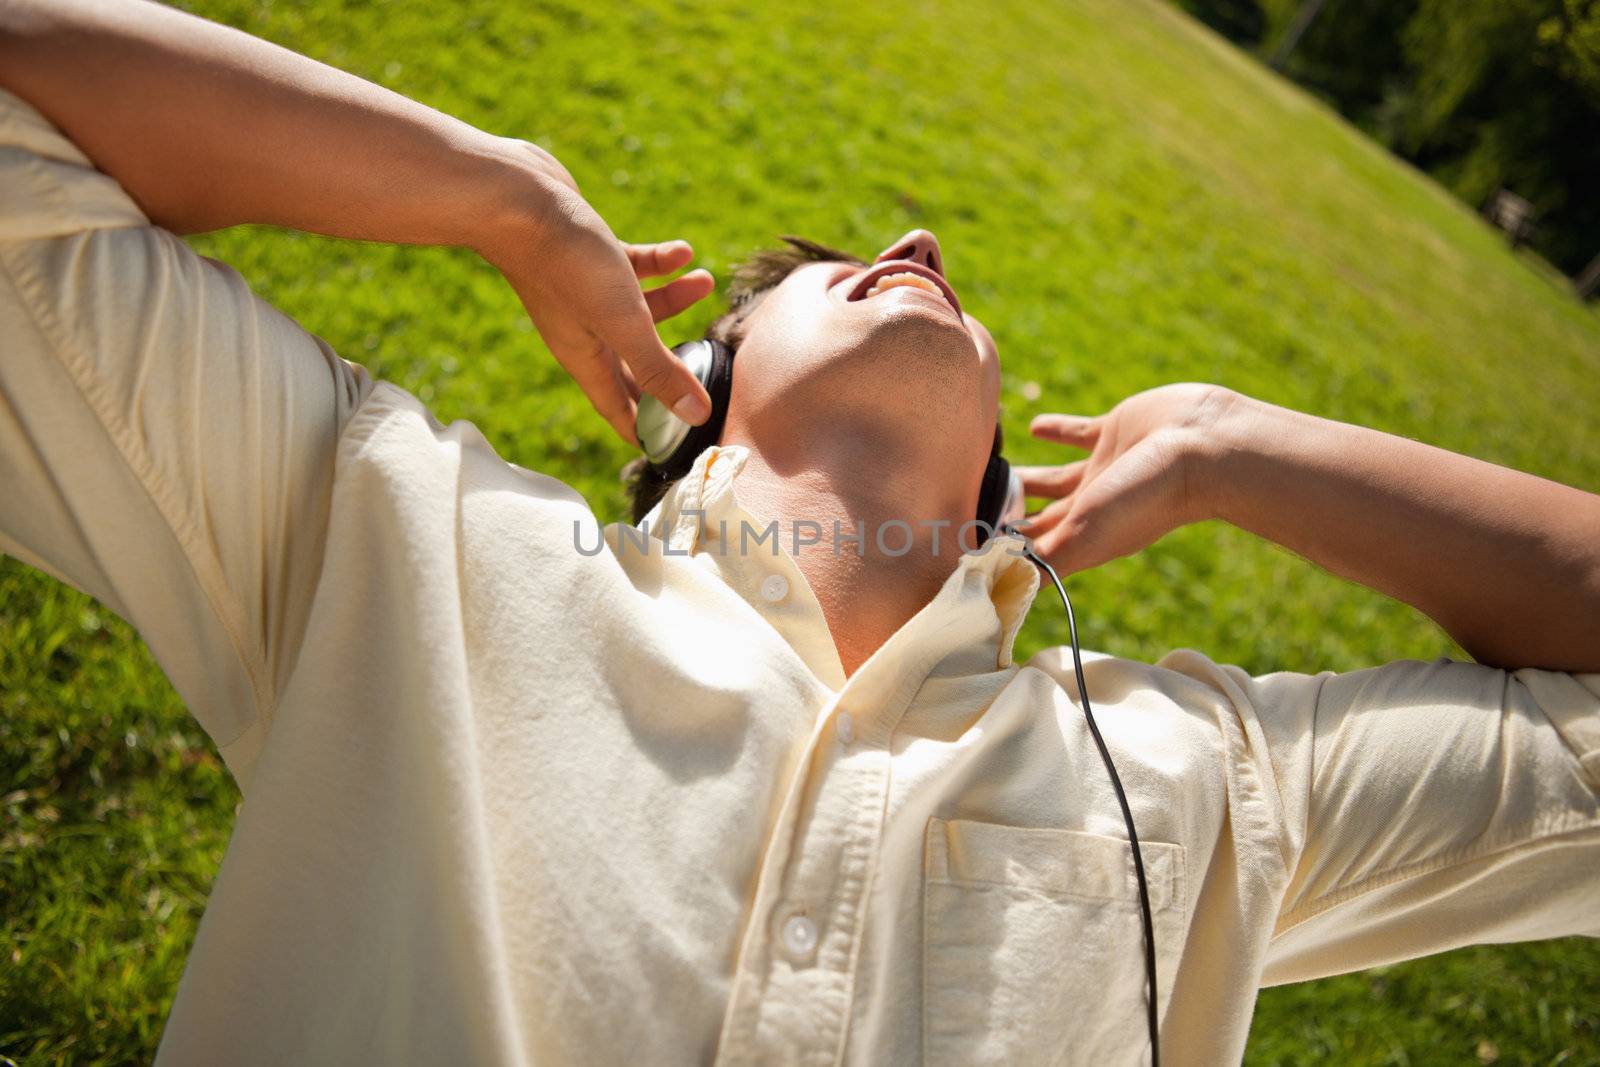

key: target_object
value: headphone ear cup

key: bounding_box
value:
[975,455,1027,542]
[976,454,1010,538]
[1000,466,1025,529]
[634,339,734,481]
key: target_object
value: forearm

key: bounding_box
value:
[1203,392,1600,672]
[0,0,535,252]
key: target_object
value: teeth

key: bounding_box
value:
[865,272,943,299]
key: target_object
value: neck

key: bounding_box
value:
[725,430,982,677]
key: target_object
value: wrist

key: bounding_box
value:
[464,136,574,268]
[1182,386,1277,526]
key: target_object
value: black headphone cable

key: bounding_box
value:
[1020,541,1161,1066]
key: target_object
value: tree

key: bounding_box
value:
[1395,0,1600,274]
[1173,0,1268,45]
[1171,0,1600,278]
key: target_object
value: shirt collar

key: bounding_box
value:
[641,445,1040,695]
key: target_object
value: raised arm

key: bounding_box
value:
[1018,384,1600,672]
[1203,392,1600,671]
[0,0,712,440]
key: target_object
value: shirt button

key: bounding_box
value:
[835,711,855,745]
[780,913,818,961]
[760,573,789,603]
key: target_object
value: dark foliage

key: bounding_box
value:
[1174,0,1268,44]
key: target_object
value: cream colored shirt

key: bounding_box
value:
[3,87,1598,1067]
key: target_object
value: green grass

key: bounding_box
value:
[4,0,1599,1062]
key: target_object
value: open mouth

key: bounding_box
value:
[846,260,962,318]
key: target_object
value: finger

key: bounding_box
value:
[643,269,716,323]
[616,358,641,404]
[1014,504,1101,578]
[1030,511,1103,577]
[564,352,639,445]
[1030,413,1102,450]
[605,359,641,441]
[597,302,713,425]
[1016,461,1087,500]
[1009,496,1073,546]
[627,240,696,280]
[536,316,641,444]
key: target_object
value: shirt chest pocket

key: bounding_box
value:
[921,817,1186,1067]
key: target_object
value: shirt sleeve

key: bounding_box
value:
[1167,648,1600,984]
[0,87,372,786]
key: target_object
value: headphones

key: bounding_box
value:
[635,338,1026,535]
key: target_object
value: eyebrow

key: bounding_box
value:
[778,235,867,265]
[726,236,868,307]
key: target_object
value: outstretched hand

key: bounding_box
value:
[477,139,716,444]
[1016,383,1236,576]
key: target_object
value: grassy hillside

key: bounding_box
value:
[3,0,1597,1062]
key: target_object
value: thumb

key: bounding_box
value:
[599,302,712,425]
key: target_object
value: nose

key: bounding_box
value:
[875,229,944,277]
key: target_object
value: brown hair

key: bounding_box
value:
[622,236,866,522]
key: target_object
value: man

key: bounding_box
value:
[1,2,1597,1065]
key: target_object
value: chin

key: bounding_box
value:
[858,304,980,376]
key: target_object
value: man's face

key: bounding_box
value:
[722,229,1001,477]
